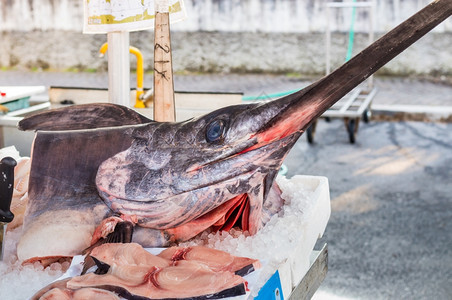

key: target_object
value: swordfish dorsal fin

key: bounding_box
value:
[18,103,153,131]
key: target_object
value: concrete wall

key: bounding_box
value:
[0,0,451,75]
[1,0,451,33]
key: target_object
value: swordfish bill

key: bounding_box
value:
[16,0,452,261]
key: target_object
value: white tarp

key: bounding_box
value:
[83,0,186,34]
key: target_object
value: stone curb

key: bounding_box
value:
[371,104,452,122]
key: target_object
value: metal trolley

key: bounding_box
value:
[306,86,377,144]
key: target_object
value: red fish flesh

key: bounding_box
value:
[68,243,250,299]
[33,243,255,299]
[158,245,260,276]
[38,287,121,300]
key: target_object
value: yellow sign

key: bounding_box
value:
[84,0,186,33]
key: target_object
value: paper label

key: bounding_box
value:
[83,0,186,34]
[155,0,170,13]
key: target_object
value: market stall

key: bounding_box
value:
[0,0,450,299]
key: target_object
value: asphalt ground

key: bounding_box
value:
[1,71,451,299]
[287,120,452,300]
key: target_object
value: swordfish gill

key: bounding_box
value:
[16,0,452,262]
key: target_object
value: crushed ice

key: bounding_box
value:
[0,228,68,299]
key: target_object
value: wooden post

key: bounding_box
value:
[153,0,176,122]
[107,31,131,107]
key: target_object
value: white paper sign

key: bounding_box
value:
[83,0,186,34]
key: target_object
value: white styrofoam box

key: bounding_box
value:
[254,175,331,299]
[287,175,330,288]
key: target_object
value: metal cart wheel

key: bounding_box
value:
[362,109,371,123]
[345,118,360,144]
[306,121,317,144]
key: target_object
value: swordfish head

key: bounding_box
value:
[96,91,321,234]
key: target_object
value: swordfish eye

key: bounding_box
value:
[206,119,226,143]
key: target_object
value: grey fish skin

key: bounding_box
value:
[16,0,452,256]
[16,126,137,261]
[18,103,152,131]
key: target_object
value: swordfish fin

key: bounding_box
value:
[18,103,153,131]
[81,220,134,275]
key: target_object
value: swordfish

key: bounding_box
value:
[16,0,452,262]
